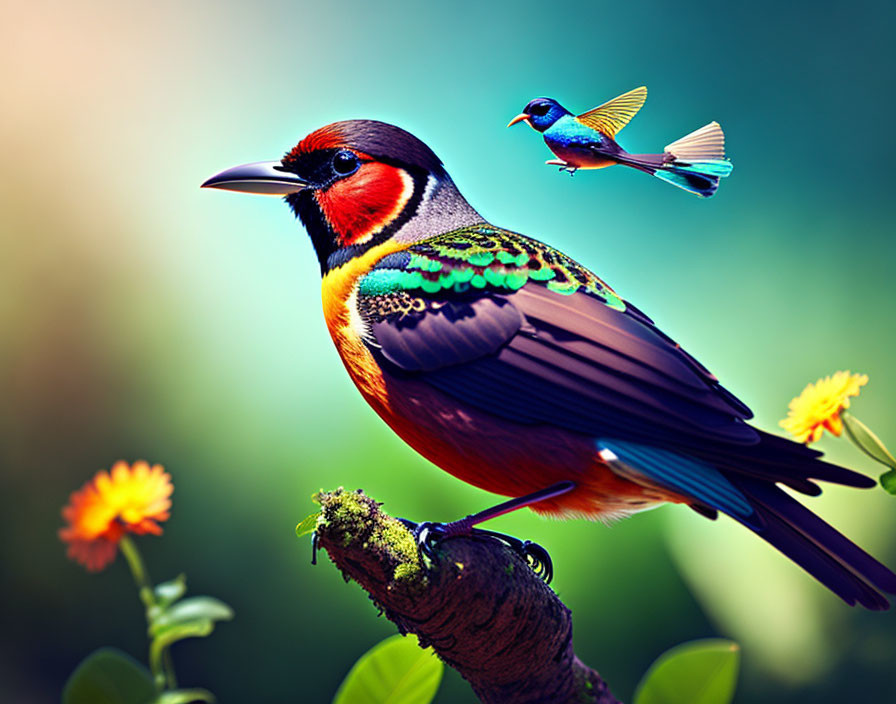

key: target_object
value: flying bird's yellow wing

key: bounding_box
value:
[577,86,648,137]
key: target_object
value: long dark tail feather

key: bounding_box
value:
[672,429,875,498]
[747,431,876,488]
[727,476,896,609]
[671,429,894,607]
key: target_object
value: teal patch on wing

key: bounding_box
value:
[368,225,626,309]
[358,268,423,295]
[597,438,757,524]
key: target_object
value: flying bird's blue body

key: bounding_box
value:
[509,89,733,197]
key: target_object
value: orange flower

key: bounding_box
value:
[60,461,172,571]
[780,371,868,444]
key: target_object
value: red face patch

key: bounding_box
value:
[315,161,414,247]
[286,124,345,161]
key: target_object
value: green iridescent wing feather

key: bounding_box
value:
[358,224,627,310]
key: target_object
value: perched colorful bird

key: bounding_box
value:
[203,120,896,608]
[508,87,733,197]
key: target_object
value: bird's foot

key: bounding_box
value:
[398,518,555,583]
[545,158,577,175]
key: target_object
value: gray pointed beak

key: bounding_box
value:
[201,161,308,195]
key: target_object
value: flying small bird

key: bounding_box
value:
[203,120,896,608]
[508,87,733,197]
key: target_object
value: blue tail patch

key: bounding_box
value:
[655,159,732,198]
[597,438,758,526]
[681,159,734,177]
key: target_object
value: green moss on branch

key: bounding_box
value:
[310,488,621,704]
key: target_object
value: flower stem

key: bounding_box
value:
[119,535,154,608]
[119,535,178,691]
[163,649,178,690]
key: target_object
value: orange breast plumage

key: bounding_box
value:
[320,240,407,407]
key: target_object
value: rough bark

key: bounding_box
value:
[313,488,622,704]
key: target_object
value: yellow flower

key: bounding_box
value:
[60,461,173,571]
[780,371,868,444]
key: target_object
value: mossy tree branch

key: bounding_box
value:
[313,488,622,704]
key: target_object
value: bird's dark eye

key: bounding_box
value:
[332,150,360,175]
[529,103,550,117]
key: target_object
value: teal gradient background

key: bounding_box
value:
[2,1,895,701]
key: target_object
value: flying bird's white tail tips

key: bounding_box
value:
[664,121,726,162]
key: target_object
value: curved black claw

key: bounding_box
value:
[522,540,554,584]
[471,528,554,584]
[397,519,554,584]
[398,519,449,562]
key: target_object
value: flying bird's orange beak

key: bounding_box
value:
[507,113,531,128]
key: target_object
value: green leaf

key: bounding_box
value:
[841,412,896,470]
[152,619,214,653]
[151,688,215,704]
[63,648,155,704]
[296,512,320,538]
[154,575,187,608]
[149,619,218,683]
[149,597,234,636]
[633,639,739,704]
[880,469,896,496]
[333,634,443,704]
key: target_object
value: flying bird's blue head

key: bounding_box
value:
[508,98,570,133]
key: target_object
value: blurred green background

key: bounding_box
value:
[2,1,895,701]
